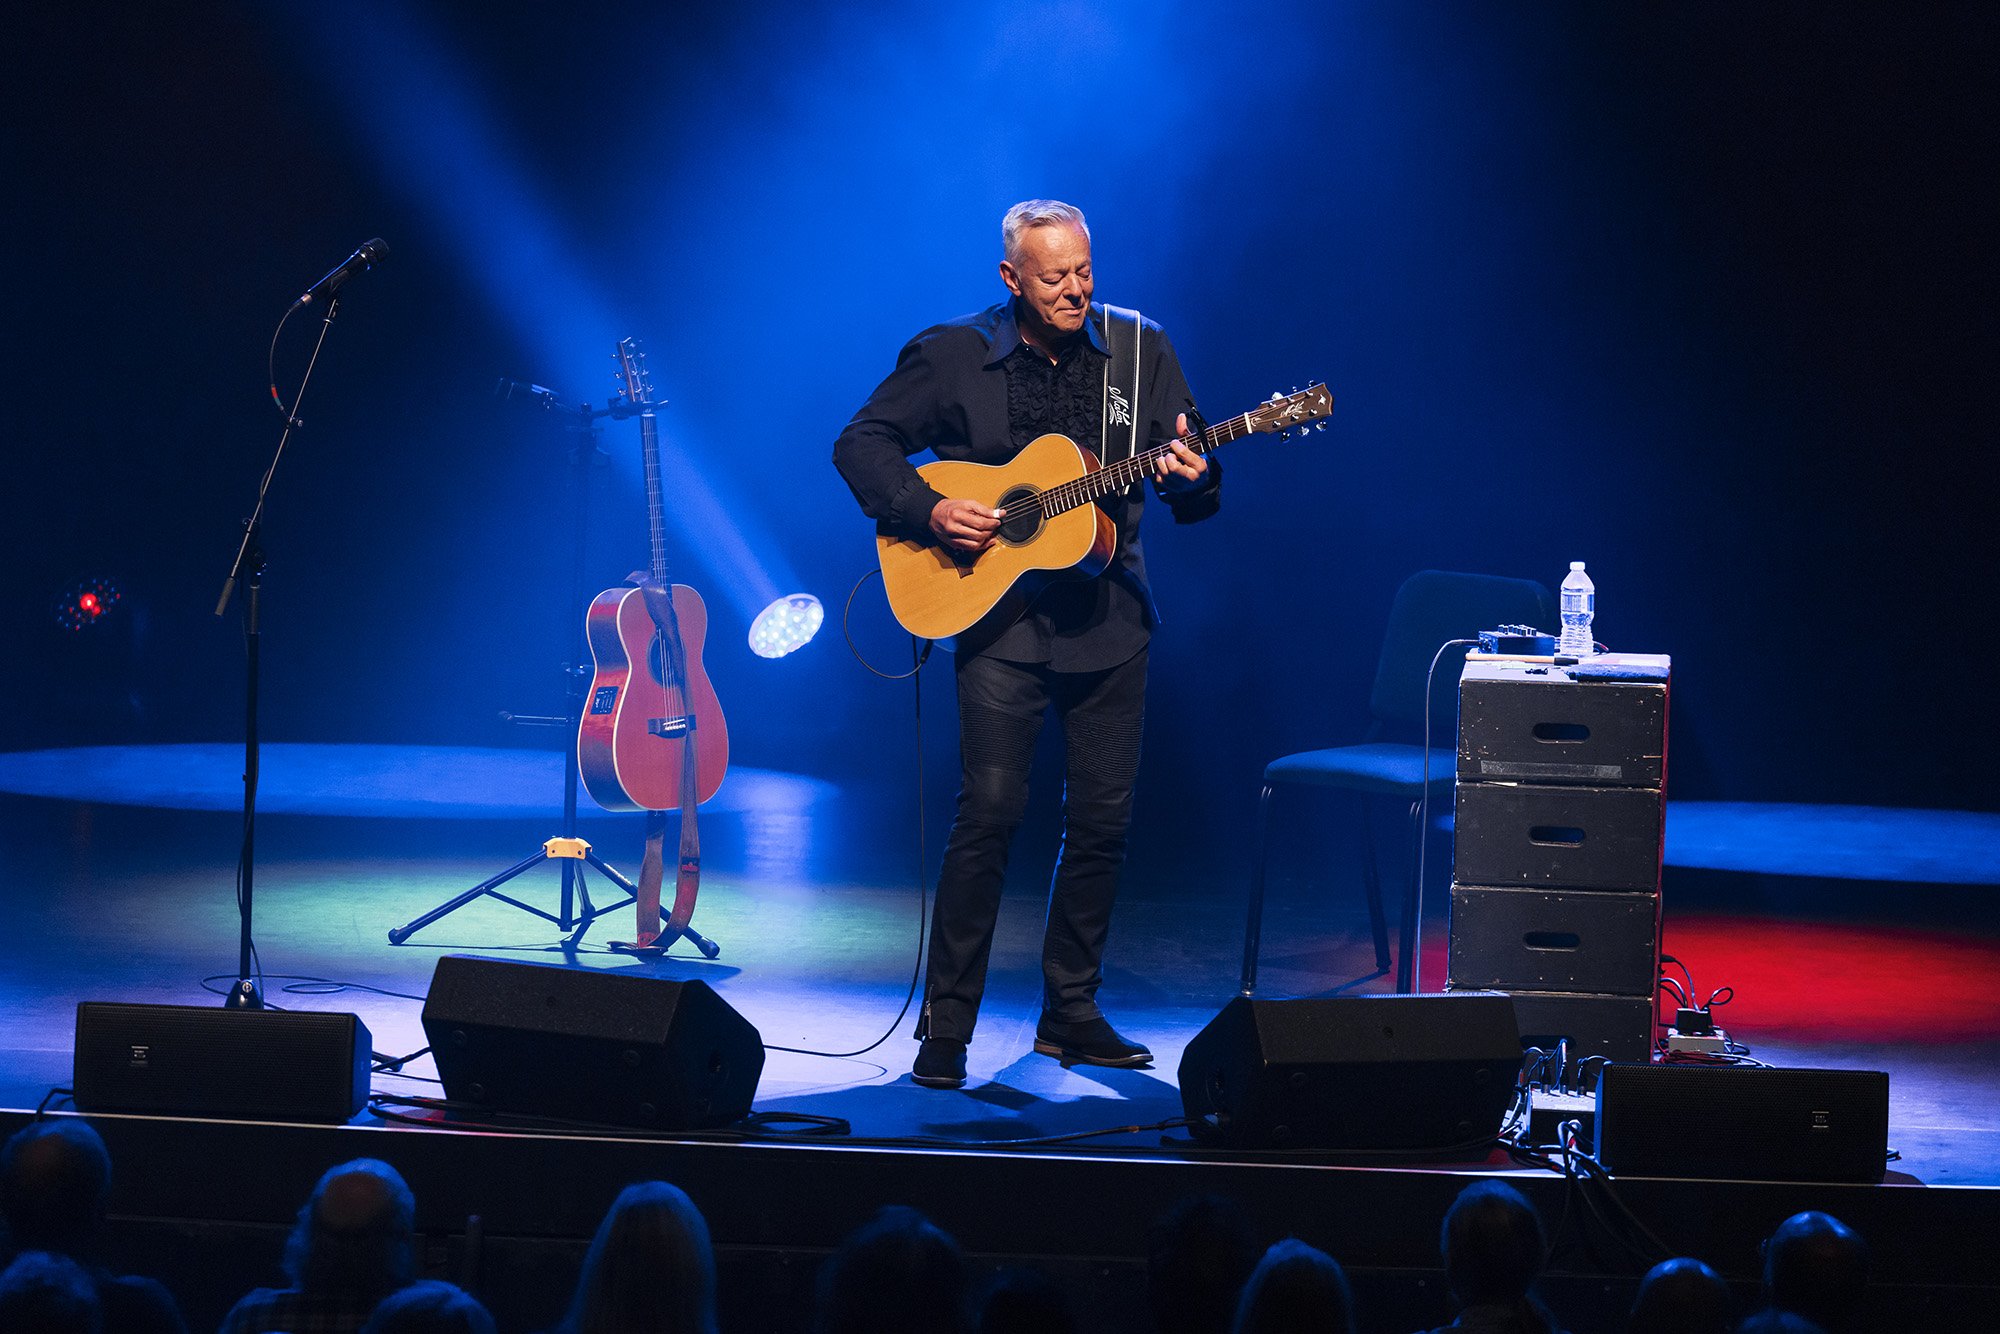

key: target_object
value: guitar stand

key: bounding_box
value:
[384,383,717,960]
[388,836,635,950]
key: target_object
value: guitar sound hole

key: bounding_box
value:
[996,486,1044,546]
[647,634,685,689]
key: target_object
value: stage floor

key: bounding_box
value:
[4,771,2000,1328]
[4,774,1999,1178]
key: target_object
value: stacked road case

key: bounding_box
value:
[1447,655,1671,1063]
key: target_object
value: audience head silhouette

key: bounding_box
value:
[815,1205,968,1334]
[1439,1180,1555,1333]
[1627,1256,1732,1334]
[0,1120,114,1258]
[560,1180,716,1334]
[360,1279,497,1334]
[283,1158,418,1300]
[1229,1238,1353,1334]
[1762,1211,1866,1334]
[0,1130,1906,1334]
[1148,1194,1261,1334]
[0,1250,102,1334]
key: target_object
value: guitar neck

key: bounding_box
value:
[640,409,667,583]
[1040,407,1259,516]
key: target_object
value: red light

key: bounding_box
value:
[54,576,123,630]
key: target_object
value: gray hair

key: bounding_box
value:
[1002,199,1090,264]
[283,1158,418,1297]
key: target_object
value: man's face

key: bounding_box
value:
[1000,223,1093,343]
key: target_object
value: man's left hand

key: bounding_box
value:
[1152,412,1210,492]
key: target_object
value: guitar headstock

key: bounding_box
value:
[613,337,658,409]
[1248,383,1333,440]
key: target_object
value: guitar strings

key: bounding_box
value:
[1031,406,1244,518]
[1031,388,1325,517]
[639,407,690,726]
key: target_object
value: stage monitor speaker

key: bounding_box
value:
[1595,1062,1890,1183]
[73,1002,372,1123]
[1177,993,1520,1156]
[1492,987,1656,1064]
[421,955,764,1130]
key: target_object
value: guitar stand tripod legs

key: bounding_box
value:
[387,836,721,956]
[389,837,630,951]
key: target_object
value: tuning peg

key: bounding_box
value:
[1269,391,1282,401]
[1315,422,1327,431]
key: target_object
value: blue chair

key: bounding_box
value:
[1239,569,1557,995]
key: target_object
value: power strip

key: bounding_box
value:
[1665,1026,1732,1055]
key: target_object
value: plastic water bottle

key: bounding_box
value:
[1559,561,1596,657]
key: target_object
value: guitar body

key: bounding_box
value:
[578,582,729,812]
[875,432,1116,641]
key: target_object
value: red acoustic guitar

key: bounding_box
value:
[577,340,729,813]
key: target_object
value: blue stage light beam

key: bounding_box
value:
[271,0,615,402]
[264,0,807,625]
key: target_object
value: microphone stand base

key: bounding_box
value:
[222,978,265,1011]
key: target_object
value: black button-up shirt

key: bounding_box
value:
[833,299,1220,671]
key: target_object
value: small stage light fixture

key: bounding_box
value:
[55,577,123,631]
[749,594,823,659]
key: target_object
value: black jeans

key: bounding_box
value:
[920,647,1147,1043]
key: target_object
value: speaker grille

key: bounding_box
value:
[1595,1063,1889,1182]
[73,1003,371,1123]
[420,956,763,1130]
[1177,994,1520,1155]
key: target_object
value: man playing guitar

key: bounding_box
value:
[833,199,1218,1089]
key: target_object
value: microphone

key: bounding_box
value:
[495,376,563,408]
[291,238,389,310]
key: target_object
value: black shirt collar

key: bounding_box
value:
[986,298,1111,368]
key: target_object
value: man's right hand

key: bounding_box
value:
[930,497,1006,554]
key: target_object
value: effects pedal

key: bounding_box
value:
[1477,625,1556,657]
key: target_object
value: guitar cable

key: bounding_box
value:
[760,574,935,1060]
[840,567,932,680]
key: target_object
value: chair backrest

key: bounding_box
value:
[1368,570,1557,737]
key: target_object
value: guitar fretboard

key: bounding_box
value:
[1034,406,1260,518]
[640,409,667,583]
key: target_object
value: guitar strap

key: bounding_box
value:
[1100,304,1143,477]
[616,575,702,953]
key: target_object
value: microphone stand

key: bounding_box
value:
[214,294,343,1010]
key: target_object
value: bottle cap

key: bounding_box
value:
[1570,561,1586,570]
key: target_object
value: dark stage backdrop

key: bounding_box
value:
[8,2,1997,875]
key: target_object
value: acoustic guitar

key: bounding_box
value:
[577,339,729,812]
[875,383,1333,640]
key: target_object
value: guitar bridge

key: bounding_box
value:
[648,715,695,738]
